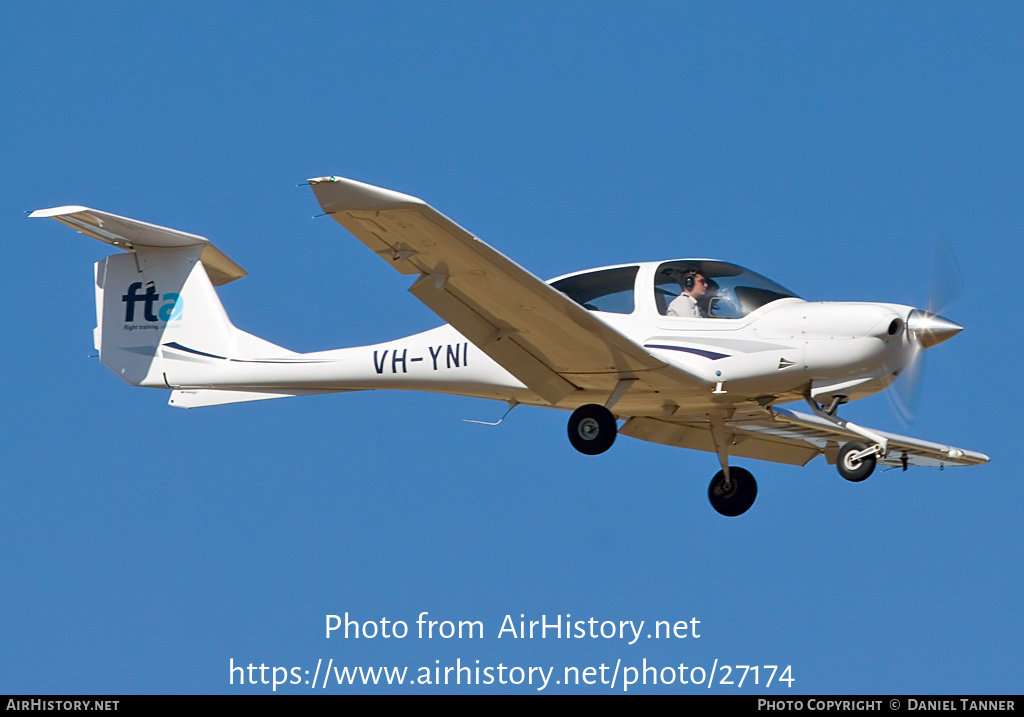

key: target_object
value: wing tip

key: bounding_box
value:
[29,205,91,219]
[307,175,425,213]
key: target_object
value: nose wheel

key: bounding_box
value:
[708,467,757,517]
[567,404,617,455]
[837,440,878,482]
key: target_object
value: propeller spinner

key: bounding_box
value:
[889,240,965,424]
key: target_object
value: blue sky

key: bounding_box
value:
[3,2,1021,694]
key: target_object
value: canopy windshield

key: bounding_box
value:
[655,261,800,319]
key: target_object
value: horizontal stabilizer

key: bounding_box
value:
[31,206,246,286]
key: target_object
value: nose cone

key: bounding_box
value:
[907,309,963,349]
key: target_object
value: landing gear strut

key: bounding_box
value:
[708,467,758,517]
[706,412,758,516]
[567,404,617,455]
[803,391,885,484]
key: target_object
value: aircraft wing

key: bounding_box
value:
[308,176,710,405]
[620,405,989,469]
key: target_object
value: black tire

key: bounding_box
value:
[837,441,876,482]
[708,467,757,517]
[567,404,617,455]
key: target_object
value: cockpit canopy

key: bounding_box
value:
[653,261,800,318]
[550,260,800,319]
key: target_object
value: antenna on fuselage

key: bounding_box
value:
[462,400,519,426]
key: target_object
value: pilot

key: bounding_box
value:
[667,270,708,318]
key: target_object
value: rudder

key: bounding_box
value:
[33,206,252,387]
[95,245,239,386]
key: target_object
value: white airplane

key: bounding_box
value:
[33,176,988,516]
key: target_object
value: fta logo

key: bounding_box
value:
[122,282,182,322]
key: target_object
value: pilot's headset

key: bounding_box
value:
[680,269,701,292]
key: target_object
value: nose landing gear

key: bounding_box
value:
[804,391,885,484]
[837,440,878,482]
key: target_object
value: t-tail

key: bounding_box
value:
[30,206,304,405]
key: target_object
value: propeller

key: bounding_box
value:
[887,238,964,425]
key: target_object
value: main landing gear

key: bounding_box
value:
[708,467,758,517]
[565,403,760,516]
[706,413,758,516]
[564,391,889,515]
[567,404,617,455]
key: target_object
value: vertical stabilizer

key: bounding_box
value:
[33,206,256,388]
[96,245,239,386]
